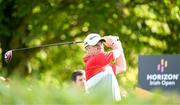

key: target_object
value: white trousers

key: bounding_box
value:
[87,66,121,101]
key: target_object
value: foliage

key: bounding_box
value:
[0,0,180,103]
[0,78,179,104]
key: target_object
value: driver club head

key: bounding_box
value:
[4,50,12,63]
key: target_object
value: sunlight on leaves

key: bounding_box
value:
[123,8,130,16]
[139,36,167,49]
[62,24,70,30]
[113,13,118,19]
[134,5,157,19]
[32,5,41,14]
[145,20,171,35]
[120,25,132,35]
[171,6,180,21]
[78,3,84,9]
[69,27,81,37]
[42,24,48,31]
[36,50,47,60]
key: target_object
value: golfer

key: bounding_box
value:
[83,33,126,101]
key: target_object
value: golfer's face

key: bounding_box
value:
[87,41,104,54]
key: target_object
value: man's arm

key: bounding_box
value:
[112,40,126,74]
[103,36,127,74]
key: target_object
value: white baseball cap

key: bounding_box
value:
[84,33,105,47]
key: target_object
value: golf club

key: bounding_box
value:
[4,41,83,63]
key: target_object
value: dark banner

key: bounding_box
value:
[138,55,180,92]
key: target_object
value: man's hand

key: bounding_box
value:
[103,36,114,47]
[103,36,122,49]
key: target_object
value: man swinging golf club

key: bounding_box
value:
[4,33,126,101]
[83,33,126,101]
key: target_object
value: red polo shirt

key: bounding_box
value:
[83,52,116,80]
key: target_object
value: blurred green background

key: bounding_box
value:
[0,0,180,104]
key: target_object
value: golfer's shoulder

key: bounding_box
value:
[91,52,112,62]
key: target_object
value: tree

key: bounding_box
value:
[0,0,179,87]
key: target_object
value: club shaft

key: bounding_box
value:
[11,41,83,52]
